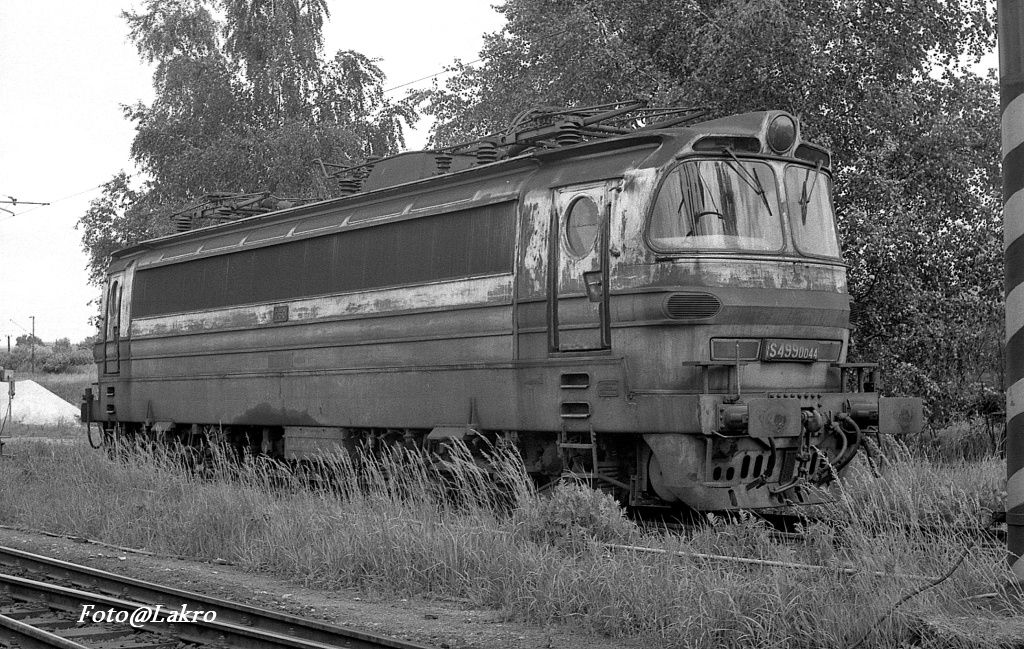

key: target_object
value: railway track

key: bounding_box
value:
[0,545,434,649]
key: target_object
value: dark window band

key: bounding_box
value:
[132,202,517,318]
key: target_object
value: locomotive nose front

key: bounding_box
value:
[627,119,923,510]
[640,347,923,509]
[643,394,863,509]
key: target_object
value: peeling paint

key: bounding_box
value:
[519,192,550,297]
[615,169,659,267]
[612,258,845,293]
[131,275,514,337]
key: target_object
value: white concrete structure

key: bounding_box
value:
[0,380,79,427]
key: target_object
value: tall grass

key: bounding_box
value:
[0,436,1018,648]
[909,417,1008,463]
[821,438,1007,527]
[0,421,82,440]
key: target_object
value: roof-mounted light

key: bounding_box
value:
[766,114,797,154]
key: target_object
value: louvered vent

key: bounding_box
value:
[664,293,722,319]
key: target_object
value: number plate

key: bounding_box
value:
[761,339,841,362]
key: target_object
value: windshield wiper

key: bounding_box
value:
[685,165,724,236]
[799,160,824,225]
[692,164,721,212]
[676,171,690,233]
[721,148,772,215]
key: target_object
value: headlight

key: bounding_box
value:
[766,114,797,153]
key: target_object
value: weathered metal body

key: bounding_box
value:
[84,110,923,510]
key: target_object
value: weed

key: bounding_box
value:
[0,434,1017,648]
[515,481,635,550]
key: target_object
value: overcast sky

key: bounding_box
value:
[0,1,504,344]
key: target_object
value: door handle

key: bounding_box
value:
[582,270,603,302]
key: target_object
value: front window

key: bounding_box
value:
[785,165,840,257]
[648,159,781,252]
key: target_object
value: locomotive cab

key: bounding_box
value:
[601,111,923,508]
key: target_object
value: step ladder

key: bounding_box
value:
[557,428,629,490]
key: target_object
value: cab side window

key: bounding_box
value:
[107,281,121,338]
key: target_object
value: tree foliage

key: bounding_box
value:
[15,334,43,348]
[79,0,414,283]
[421,0,1001,423]
[78,172,171,285]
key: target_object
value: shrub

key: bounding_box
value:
[70,348,93,367]
[0,338,94,374]
[41,351,72,374]
[515,481,635,550]
[0,344,51,373]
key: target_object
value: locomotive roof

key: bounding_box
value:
[111,110,827,266]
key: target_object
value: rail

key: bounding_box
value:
[0,610,89,649]
[0,544,435,649]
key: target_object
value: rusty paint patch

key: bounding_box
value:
[235,402,322,426]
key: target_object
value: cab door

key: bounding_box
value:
[548,181,614,352]
[103,274,124,374]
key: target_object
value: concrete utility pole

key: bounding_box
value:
[29,316,35,373]
[1000,0,1024,581]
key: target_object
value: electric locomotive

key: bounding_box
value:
[82,103,924,510]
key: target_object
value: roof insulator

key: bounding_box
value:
[172,212,194,233]
[434,152,453,174]
[475,140,498,164]
[555,119,584,146]
[336,175,362,195]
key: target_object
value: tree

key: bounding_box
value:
[220,0,330,123]
[79,0,415,283]
[15,334,43,348]
[420,0,1001,423]
[421,1,994,147]
[78,172,171,285]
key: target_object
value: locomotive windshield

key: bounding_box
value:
[785,165,840,257]
[648,160,782,252]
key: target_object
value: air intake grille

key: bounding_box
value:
[664,292,722,319]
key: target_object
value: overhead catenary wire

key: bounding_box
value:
[0,58,458,226]
[379,23,576,96]
[1,31,552,225]
[0,183,105,223]
[382,57,483,94]
[0,196,49,209]
[0,60,451,225]
[1,34,545,220]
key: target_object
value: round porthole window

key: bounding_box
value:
[564,196,601,257]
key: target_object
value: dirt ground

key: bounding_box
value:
[0,526,650,649]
